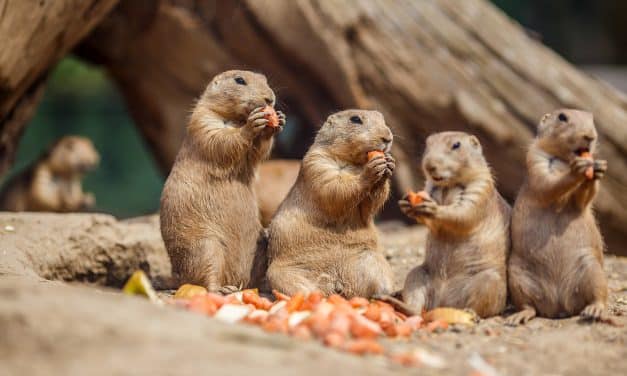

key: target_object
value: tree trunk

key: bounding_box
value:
[2,0,626,251]
[0,0,119,173]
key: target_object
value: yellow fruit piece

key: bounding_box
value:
[174,284,208,300]
[122,270,159,303]
[423,307,476,326]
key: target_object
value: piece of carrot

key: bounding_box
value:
[290,324,313,340]
[390,352,419,367]
[329,311,351,337]
[305,312,332,337]
[407,190,430,206]
[426,319,449,332]
[367,150,385,161]
[244,309,269,325]
[327,294,352,312]
[350,314,382,339]
[187,295,218,316]
[262,316,289,334]
[407,191,423,206]
[323,332,345,348]
[344,339,385,355]
[394,323,413,337]
[286,292,305,312]
[205,293,227,308]
[349,296,370,308]
[301,291,323,310]
[242,291,273,310]
[404,315,424,330]
[579,151,594,180]
[272,289,291,301]
[364,303,382,322]
[263,105,279,128]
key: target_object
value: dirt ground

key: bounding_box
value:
[0,214,626,375]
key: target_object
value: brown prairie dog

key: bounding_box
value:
[398,132,510,318]
[266,110,395,298]
[507,109,608,325]
[255,160,300,226]
[0,136,99,212]
[160,70,285,291]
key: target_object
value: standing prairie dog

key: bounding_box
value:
[160,70,285,291]
[507,109,608,325]
[0,136,99,212]
[266,110,395,298]
[398,132,510,318]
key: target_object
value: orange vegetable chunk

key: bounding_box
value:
[263,105,279,128]
[367,150,385,161]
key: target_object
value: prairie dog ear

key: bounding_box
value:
[469,135,482,151]
[537,112,552,136]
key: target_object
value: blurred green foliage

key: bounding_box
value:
[3,57,163,218]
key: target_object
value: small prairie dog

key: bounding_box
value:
[266,110,395,298]
[0,136,99,212]
[399,132,510,318]
[160,70,285,291]
[507,109,608,325]
[255,160,300,226]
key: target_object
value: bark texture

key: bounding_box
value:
[0,0,119,172]
[1,0,626,250]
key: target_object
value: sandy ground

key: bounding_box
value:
[0,214,626,375]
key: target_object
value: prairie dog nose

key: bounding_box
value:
[583,134,595,143]
[264,97,274,105]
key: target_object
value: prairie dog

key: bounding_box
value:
[160,70,285,291]
[507,109,608,325]
[399,132,510,318]
[266,110,395,298]
[0,136,99,212]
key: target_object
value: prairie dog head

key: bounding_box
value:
[535,109,597,159]
[314,110,393,164]
[199,70,275,121]
[47,136,100,175]
[422,131,489,187]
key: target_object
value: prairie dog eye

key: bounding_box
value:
[234,77,247,85]
[451,141,461,150]
[558,113,568,122]
[350,116,362,124]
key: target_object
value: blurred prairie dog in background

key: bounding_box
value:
[0,136,99,212]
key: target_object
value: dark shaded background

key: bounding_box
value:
[2,0,625,218]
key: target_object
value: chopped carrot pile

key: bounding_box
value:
[367,150,385,161]
[263,105,280,128]
[165,286,466,367]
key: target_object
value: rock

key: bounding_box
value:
[0,213,170,288]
